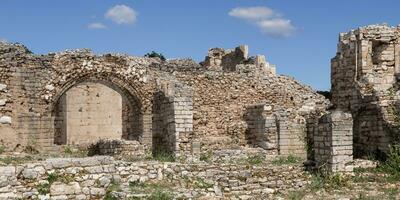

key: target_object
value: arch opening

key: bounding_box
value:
[53,80,142,146]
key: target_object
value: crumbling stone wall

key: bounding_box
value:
[0,42,327,157]
[0,156,310,199]
[331,24,400,157]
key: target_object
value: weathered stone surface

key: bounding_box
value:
[0,116,11,124]
[331,24,400,156]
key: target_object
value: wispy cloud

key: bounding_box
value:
[87,22,107,29]
[229,6,296,38]
[105,5,137,25]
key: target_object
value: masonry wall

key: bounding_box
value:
[0,156,310,199]
[331,24,400,157]
[0,43,327,156]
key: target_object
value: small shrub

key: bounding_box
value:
[144,51,166,61]
[63,146,73,154]
[37,183,50,195]
[47,172,59,184]
[199,150,213,163]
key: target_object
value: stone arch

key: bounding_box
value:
[50,74,149,147]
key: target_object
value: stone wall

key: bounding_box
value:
[313,110,353,173]
[0,43,328,157]
[0,156,310,199]
[331,24,400,157]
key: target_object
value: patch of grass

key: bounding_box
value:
[0,155,34,166]
[199,150,213,163]
[287,190,307,200]
[384,188,400,200]
[271,155,301,166]
[353,193,379,200]
[104,181,121,200]
[246,155,265,165]
[147,190,173,200]
[0,145,5,154]
[153,151,175,162]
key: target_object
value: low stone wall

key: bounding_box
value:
[0,156,310,199]
[88,139,149,158]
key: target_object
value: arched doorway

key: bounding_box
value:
[53,80,142,146]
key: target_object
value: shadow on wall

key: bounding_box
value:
[151,91,175,157]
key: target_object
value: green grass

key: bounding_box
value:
[0,155,34,166]
[152,151,175,162]
[246,155,265,165]
[271,155,301,166]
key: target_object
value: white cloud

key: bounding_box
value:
[87,22,107,29]
[0,38,7,43]
[105,5,137,25]
[229,7,275,20]
[257,19,295,38]
[229,6,296,38]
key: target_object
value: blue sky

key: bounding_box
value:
[0,1,399,90]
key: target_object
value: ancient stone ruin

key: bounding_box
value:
[0,24,400,199]
[0,43,328,159]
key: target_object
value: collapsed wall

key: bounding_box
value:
[0,42,328,157]
[331,24,400,157]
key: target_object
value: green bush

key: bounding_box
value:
[144,51,166,61]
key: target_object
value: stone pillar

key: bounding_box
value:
[314,110,353,173]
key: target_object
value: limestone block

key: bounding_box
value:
[0,99,5,106]
[0,116,11,124]
[50,182,81,196]
[0,84,6,92]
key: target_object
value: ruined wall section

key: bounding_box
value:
[160,58,328,151]
[332,24,400,156]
